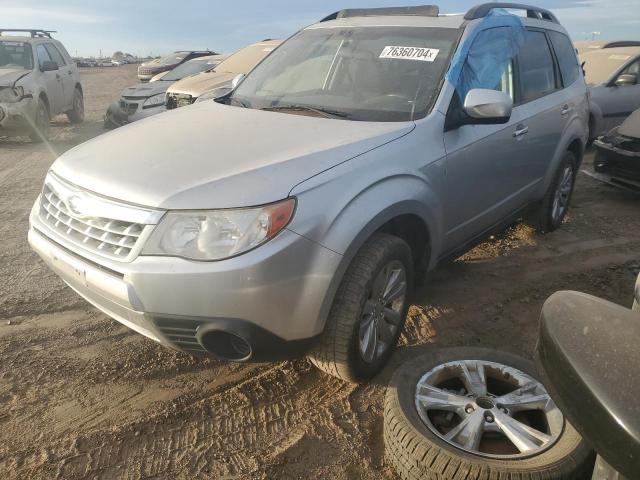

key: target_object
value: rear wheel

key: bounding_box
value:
[384,348,594,480]
[66,87,85,124]
[28,98,49,143]
[528,151,576,233]
[308,233,413,383]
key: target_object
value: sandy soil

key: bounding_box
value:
[0,64,638,479]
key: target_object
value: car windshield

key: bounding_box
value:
[0,41,33,69]
[230,26,459,122]
[581,51,636,85]
[162,57,221,81]
[157,53,185,66]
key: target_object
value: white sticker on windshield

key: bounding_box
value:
[379,46,440,62]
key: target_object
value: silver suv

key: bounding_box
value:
[0,29,84,142]
[28,4,588,382]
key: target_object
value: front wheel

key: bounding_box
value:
[28,98,49,143]
[528,151,577,233]
[308,233,413,383]
[66,87,85,124]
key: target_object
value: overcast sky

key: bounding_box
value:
[2,0,639,57]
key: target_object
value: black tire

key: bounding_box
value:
[384,348,594,480]
[528,151,577,233]
[28,98,49,143]
[308,233,413,383]
[66,87,85,124]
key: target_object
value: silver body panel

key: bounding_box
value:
[29,14,588,352]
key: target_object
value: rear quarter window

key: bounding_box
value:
[548,31,581,86]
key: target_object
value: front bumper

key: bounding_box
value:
[104,99,165,128]
[593,138,640,192]
[28,201,341,360]
[0,97,37,134]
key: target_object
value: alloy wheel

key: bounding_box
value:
[551,164,574,222]
[358,260,407,363]
[414,360,564,459]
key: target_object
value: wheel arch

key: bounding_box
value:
[38,90,50,115]
[315,199,437,334]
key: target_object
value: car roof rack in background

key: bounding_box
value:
[602,41,640,49]
[464,3,559,24]
[321,5,439,22]
[0,29,56,38]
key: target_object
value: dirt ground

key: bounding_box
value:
[0,64,638,480]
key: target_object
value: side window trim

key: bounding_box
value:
[544,31,563,90]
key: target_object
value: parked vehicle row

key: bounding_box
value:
[29,4,590,385]
[137,50,216,82]
[103,39,282,128]
[104,54,228,128]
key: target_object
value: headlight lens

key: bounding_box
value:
[142,198,296,261]
[0,86,24,103]
[143,93,165,107]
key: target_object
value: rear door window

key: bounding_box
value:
[518,30,558,103]
[44,43,66,67]
[548,31,581,87]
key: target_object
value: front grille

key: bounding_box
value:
[40,184,146,261]
[154,318,206,354]
[166,92,194,110]
[119,99,139,114]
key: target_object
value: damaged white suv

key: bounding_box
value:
[0,29,84,142]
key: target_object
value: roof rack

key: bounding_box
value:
[321,5,439,22]
[464,3,559,24]
[0,29,56,38]
[603,41,640,49]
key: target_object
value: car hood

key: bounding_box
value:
[619,109,640,139]
[167,71,235,97]
[0,68,30,86]
[51,101,414,210]
[121,80,170,99]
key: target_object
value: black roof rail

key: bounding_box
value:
[0,29,56,38]
[321,5,439,22]
[464,3,559,24]
[602,41,640,49]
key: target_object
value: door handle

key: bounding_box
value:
[561,104,571,116]
[55,73,61,80]
[513,125,529,138]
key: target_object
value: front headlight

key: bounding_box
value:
[194,87,231,103]
[143,93,165,108]
[142,198,296,261]
[0,86,24,103]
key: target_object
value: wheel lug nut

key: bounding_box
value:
[484,412,494,423]
[465,404,475,414]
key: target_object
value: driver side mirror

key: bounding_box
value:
[231,73,245,89]
[463,89,513,124]
[615,73,637,87]
[40,60,59,72]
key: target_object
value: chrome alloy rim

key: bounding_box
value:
[415,360,564,459]
[552,164,574,222]
[74,91,84,117]
[358,260,407,363]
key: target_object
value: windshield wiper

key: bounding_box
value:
[261,104,351,119]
